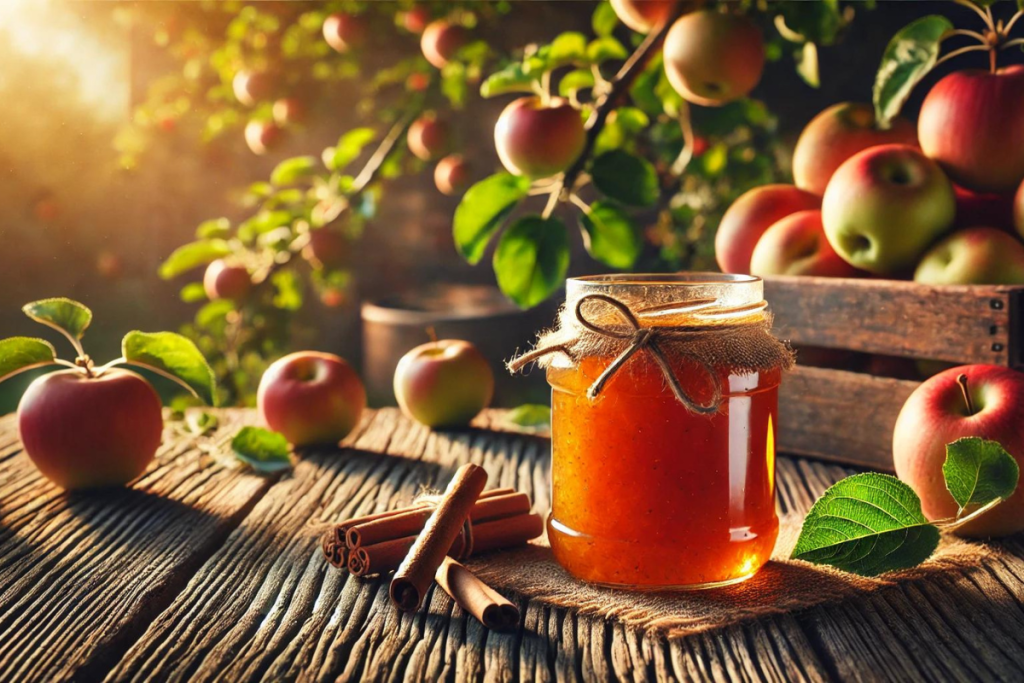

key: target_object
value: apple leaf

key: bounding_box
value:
[873,15,953,128]
[195,217,231,240]
[327,127,376,171]
[23,298,93,341]
[795,42,820,89]
[578,201,641,270]
[0,337,57,383]
[453,173,531,265]
[270,156,319,186]
[159,239,233,280]
[591,151,659,207]
[791,473,940,576]
[492,215,569,309]
[586,36,628,64]
[122,331,217,406]
[547,32,588,68]
[942,437,1020,514]
[559,69,596,98]
[180,282,208,303]
[480,62,537,98]
[591,1,618,37]
[504,404,551,430]
[231,426,293,474]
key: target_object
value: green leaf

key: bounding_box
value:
[159,240,233,279]
[873,15,953,127]
[453,173,531,264]
[480,62,538,98]
[548,32,587,67]
[195,217,231,240]
[186,410,219,436]
[591,151,659,207]
[122,331,217,406]
[778,0,845,45]
[791,473,940,576]
[579,201,641,269]
[492,215,569,309]
[23,298,93,340]
[559,69,596,98]
[943,437,1020,513]
[505,404,551,429]
[795,42,820,88]
[180,283,207,303]
[231,426,293,473]
[328,127,376,171]
[195,300,235,329]
[592,2,618,37]
[271,269,304,311]
[270,156,318,186]
[237,210,293,243]
[586,36,628,64]
[0,337,56,382]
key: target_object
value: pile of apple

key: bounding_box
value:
[717,66,1024,285]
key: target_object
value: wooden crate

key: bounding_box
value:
[763,275,1024,471]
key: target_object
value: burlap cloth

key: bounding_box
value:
[466,514,995,638]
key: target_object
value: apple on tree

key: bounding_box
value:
[258,351,366,447]
[749,210,861,278]
[272,98,306,127]
[494,97,585,178]
[914,227,1024,286]
[232,70,276,107]
[322,13,367,53]
[420,19,468,70]
[792,102,918,196]
[399,5,431,34]
[244,119,284,156]
[609,0,679,33]
[716,184,820,274]
[394,339,494,428]
[434,154,471,196]
[0,298,216,490]
[663,9,764,107]
[407,113,449,162]
[894,365,1024,537]
[302,227,348,270]
[204,259,252,302]
[822,144,955,274]
[918,65,1024,195]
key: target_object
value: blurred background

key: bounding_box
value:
[0,1,991,412]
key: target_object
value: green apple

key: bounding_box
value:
[750,210,861,278]
[914,227,1024,285]
[394,340,494,428]
[822,144,955,274]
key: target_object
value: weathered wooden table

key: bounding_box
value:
[2,408,1024,682]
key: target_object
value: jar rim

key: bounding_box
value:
[568,273,760,287]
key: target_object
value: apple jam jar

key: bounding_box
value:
[523,274,790,589]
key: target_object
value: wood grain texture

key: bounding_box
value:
[763,275,1020,366]
[778,366,919,470]
[1,408,1022,682]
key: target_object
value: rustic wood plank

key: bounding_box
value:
[0,410,280,683]
[763,275,1018,366]
[778,366,919,470]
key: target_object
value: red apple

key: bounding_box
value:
[18,369,163,490]
[894,365,1024,537]
[918,66,1024,194]
[407,114,449,161]
[750,210,862,278]
[406,72,431,92]
[272,98,305,127]
[232,70,275,107]
[610,0,678,33]
[244,120,284,156]
[494,96,585,178]
[320,287,347,308]
[822,144,955,274]
[421,20,468,70]
[914,227,1024,285]
[257,351,366,446]
[394,340,494,428]
[204,260,252,302]
[1015,178,1024,240]
[716,184,820,274]
[793,102,918,196]
[302,228,348,269]
[399,5,431,34]
[434,154,471,195]
[663,10,764,107]
[954,184,1016,231]
[322,13,367,53]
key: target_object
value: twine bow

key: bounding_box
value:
[510,293,723,414]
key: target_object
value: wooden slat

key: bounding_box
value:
[763,275,1019,366]
[778,366,919,470]
[0,410,279,682]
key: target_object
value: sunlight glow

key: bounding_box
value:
[0,0,127,119]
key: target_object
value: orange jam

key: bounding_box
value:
[544,274,781,589]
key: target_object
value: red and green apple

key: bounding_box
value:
[494,97,585,178]
[749,210,862,278]
[716,184,820,274]
[914,227,1024,286]
[394,340,494,428]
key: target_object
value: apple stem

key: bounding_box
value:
[426,326,438,346]
[989,45,997,73]
[938,496,1004,529]
[76,355,96,379]
[957,373,976,416]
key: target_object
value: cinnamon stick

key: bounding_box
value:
[389,463,488,612]
[352,512,544,577]
[435,556,520,631]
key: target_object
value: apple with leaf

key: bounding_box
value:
[0,298,216,490]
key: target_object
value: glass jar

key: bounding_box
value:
[546,274,781,589]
